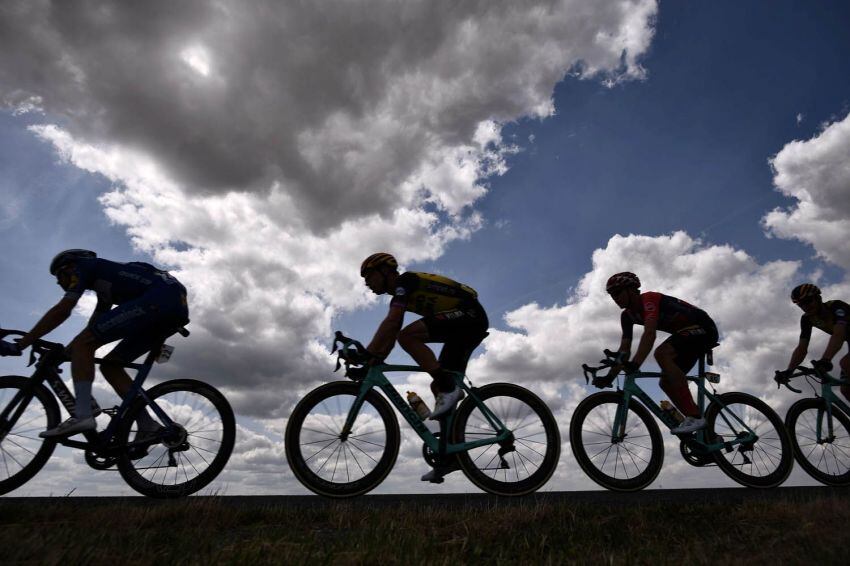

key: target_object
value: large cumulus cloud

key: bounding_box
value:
[763,111,850,269]
[1,0,657,227]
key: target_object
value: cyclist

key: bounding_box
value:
[0,249,189,438]
[602,272,719,434]
[776,283,849,402]
[359,252,489,481]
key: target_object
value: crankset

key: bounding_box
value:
[85,449,117,470]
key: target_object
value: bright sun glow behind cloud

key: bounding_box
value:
[180,45,211,77]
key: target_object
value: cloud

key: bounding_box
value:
[1,0,657,228]
[763,111,850,270]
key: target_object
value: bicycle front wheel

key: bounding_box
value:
[453,383,560,496]
[0,376,60,495]
[706,392,793,488]
[570,391,664,491]
[285,381,400,498]
[785,398,850,486]
[116,379,235,498]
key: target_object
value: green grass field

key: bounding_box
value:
[2,492,849,565]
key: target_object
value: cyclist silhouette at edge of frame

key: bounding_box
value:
[358,252,489,482]
[0,249,190,439]
[600,271,720,434]
[776,283,850,402]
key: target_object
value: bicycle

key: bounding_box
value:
[285,331,560,498]
[776,365,850,486]
[0,327,235,498]
[571,348,793,491]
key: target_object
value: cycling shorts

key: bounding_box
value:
[89,284,189,362]
[661,323,719,374]
[420,302,489,373]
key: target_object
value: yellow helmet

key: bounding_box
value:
[360,253,398,276]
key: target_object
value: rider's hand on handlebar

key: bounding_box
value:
[812,359,833,373]
[0,339,22,357]
[774,369,792,384]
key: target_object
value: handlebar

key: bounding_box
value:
[330,331,373,379]
[774,362,848,393]
[582,349,626,386]
[0,327,66,367]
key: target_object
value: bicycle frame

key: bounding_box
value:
[808,373,850,443]
[340,363,513,456]
[611,356,758,451]
[0,341,176,453]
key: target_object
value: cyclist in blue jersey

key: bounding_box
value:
[0,249,189,438]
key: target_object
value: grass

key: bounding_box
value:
[2,492,849,565]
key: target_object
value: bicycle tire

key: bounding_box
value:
[452,383,560,496]
[785,398,850,486]
[570,391,664,491]
[116,379,235,498]
[706,392,793,488]
[285,381,400,498]
[0,376,60,495]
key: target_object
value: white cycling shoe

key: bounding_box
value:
[671,416,706,434]
[421,462,461,483]
[429,388,464,420]
[39,416,97,438]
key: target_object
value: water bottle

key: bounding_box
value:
[407,391,432,419]
[660,400,684,424]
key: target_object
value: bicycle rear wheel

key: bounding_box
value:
[116,379,235,498]
[0,376,60,495]
[453,383,560,496]
[570,391,663,491]
[285,381,400,498]
[706,392,793,488]
[785,398,850,486]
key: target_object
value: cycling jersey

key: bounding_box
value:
[62,258,189,359]
[390,272,479,317]
[63,258,183,306]
[621,292,714,339]
[390,272,487,373]
[800,300,849,342]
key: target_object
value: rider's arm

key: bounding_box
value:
[821,323,846,362]
[17,297,77,349]
[786,315,812,370]
[786,338,809,371]
[631,317,657,368]
[366,302,405,359]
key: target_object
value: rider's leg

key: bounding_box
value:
[103,337,163,430]
[69,329,101,419]
[840,350,850,403]
[397,320,454,391]
[655,342,700,418]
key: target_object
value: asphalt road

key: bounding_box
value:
[2,486,847,509]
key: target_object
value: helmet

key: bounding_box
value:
[606,272,640,293]
[50,249,97,276]
[791,283,821,304]
[360,253,398,276]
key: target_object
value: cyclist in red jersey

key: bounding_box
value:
[777,284,850,402]
[602,272,719,434]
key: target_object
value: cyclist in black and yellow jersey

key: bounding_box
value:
[360,254,489,478]
[777,283,850,402]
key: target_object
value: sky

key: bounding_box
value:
[1,0,849,496]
